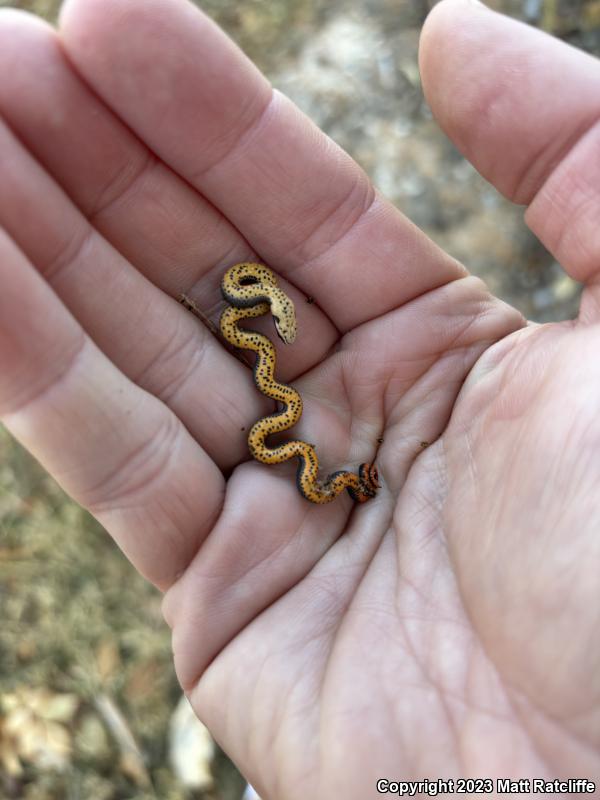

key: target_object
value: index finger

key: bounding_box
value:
[59,0,464,332]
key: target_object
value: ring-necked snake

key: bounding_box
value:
[220,262,380,504]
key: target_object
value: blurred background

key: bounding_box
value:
[0,0,598,798]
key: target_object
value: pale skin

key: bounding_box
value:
[0,0,598,794]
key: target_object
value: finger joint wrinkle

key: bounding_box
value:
[87,147,158,222]
[188,87,277,183]
[0,330,86,418]
[41,219,96,282]
[83,410,183,513]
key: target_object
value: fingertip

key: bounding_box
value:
[0,5,50,26]
[0,5,55,41]
[59,0,117,32]
[59,0,166,56]
[420,0,486,56]
[58,0,117,74]
[58,0,97,36]
[56,0,74,27]
[0,6,61,87]
[419,0,492,119]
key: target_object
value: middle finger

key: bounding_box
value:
[0,12,338,467]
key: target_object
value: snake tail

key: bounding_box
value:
[220,262,380,504]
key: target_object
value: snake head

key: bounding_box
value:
[271,292,297,345]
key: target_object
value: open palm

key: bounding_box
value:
[0,0,598,795]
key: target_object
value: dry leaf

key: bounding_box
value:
[0,546,32,561]
[124,659,162,704]
[95,638,121,684]
[168,694,215,790]
[16,639,37,661]
[75,712,111,762]
[0,687,79,774]
[30,689,79,723]
[242,784,263,800]
[0,716,23,777]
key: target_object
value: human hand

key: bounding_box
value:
[0,0,597,796]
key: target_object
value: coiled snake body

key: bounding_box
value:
[220,263,379,504]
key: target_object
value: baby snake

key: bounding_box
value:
[220,262,379,504]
